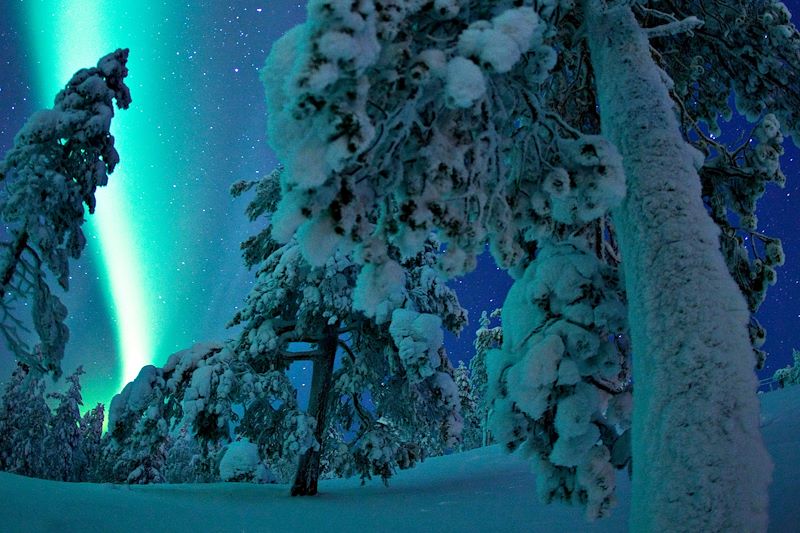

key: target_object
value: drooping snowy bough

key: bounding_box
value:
[262,0,799,528]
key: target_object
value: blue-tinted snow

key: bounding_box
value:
[0,387,797,532]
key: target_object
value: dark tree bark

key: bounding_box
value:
[290,324,338,496]
[0,232,28,289]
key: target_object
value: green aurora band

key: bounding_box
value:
[25,1,175,406]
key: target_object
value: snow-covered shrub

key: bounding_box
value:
[352,419,401,486]
[220,439,274,483]
[774,349,800,388]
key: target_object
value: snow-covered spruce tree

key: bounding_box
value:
[229,169,466,495]
[45,366,85,481]
[261,1,798,527]
[454,361,480,450]
[471,309,502,447]
[0,364,27,470]
[79,403,105,482]
[0,361,51,478]
[0,49,131,377]
[773,349,800,388]
[100,343,236,484]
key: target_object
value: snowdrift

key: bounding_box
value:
[1,387,797,532]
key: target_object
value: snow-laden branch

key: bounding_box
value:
[645,16,704,39]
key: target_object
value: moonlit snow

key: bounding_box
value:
[0,387,797,532]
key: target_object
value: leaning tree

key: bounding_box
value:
[0,49,131,377]
[260,0,799,529]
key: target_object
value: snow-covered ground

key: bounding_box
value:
[1,387,797,533]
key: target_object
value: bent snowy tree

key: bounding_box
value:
[0,49,131,377]
[230,169,466,495]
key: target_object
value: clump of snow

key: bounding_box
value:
[432,0,460,20]
[445,57,486,108]
[417,49,447,78]
[108,365,161,430]
[220,439,273,484]
[492,7,540,51]
[389,309,444,383]
[457,8,541,74]
[283,413,319,457]
[545,136,626,224]
[353,260,407,324]
[297,214,341,267]
[458,24,521,73]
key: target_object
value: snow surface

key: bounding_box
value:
[0,387,797,532]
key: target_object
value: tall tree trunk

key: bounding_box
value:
[290,325,337,496]
[584,2,771,531]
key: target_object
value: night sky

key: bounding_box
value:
[0,1,799,411]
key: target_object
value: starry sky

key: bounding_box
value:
[0,1,799,411]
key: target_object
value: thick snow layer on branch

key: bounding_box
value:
[489,239,629,520]
[353,260,406,324]
[445,57,486,108]
[389,309,444,383]
[108,365,160,430]
[457,8,541,73]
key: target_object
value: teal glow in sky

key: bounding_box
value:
[25,0,156,404]
[0,2,303,410]
[2,1,800,413]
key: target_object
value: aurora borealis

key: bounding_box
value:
[1,1,800,413]
[0,2,306,410]
[25,0,154,405]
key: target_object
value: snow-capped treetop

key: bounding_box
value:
[0,49,131,377]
